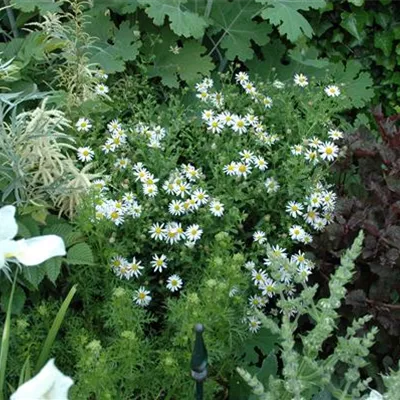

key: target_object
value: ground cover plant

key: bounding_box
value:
[1,1,400,400]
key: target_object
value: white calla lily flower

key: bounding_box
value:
[0,205,66,269]
[366,390,383,400]
[10,359,73,400]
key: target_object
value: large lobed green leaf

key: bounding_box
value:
[256,0,326,42]
[138,0,208,39]
[210,0,272,61]
[145,28,213,87]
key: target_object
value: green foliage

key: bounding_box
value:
[138,0,208,39]
[237,232,384,399]
[256,0,326,42]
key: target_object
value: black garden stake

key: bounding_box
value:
[190,323,208,400]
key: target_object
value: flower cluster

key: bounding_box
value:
[223,149,268,178]
[133,122,167,149]
[244,244,316,333]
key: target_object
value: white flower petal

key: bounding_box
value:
[10,359,73,400]
[366,390,383,400]
[14,235,66,266]
[0,205,18,241]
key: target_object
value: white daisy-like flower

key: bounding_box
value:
[173,181,191,198]
[291,251,307,267]
[270,245,287,259]
[253,157,268,171]
[115,158,129,170]
[303,207,320,224]
[236,162,252,178]
[76,117,92,132]
[286,201,303,218]
[291,145,303,155]
[264,177,280,193]
[312,217,328,231]
[95,69,108,80]
[127,257,144,278]
[253,231,266,244]
[196,91,209,102]
[203,78,213,88]
[151,254,168,273]
[192,188,209,205]
[218,111,234,126]
[101,142,116,154]
[207,118,223,134]
[328,128,344,141]
[244,114,257,127]
[107,135,122,148]
[239,149,255,164]
[248,316,261,333]
[297,264,312,282]
[107,119,121,133]
[324,85,341,97]
[223,162,237,176]
[231,115,248,134]
[143,184,158,198]
[260,278,276,298]
[294,73,308,87]
[249,295,265,310]
[321,190,337,211]
[95,83,109,95]
[163,180,176,195]
[202,109,214,121]
[211,92,224,108]
[243,81,257,96]
[92,179,107,192]
[308,193,322,208]
[263,96,273,109]
[301,233,313,244]
[304,150,319,165]
[107,207,124,226]
[251,268,267,287]
[133,286,151,307]
[134,168,150,183]
[308,137,322,148]
[168,200,185,216]
[166,274,183,292]
[209,200,224,217]
[289,225,306,241]
[318,141,339,162]
[110,255,128,271]
[185,224,203,242]
[183,198,198,213]
[77,146,94,162]
[123,192,136,204]
[149,223,166,241]
[165,223,184,244]
[127,202,142,218]
[235,71,249,84]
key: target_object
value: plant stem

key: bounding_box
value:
[3,0,19,38]
[0,269,18,400]
[204,0,213,18]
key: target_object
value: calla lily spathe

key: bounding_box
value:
[366,390,383,400]
[0,205,66,269]
[10,359,73,400]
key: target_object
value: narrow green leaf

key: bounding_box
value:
[35,285,77,373]
[18,356,31,387]
[0,271,18,400]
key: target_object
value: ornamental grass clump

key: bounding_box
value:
[0,93,99,216]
